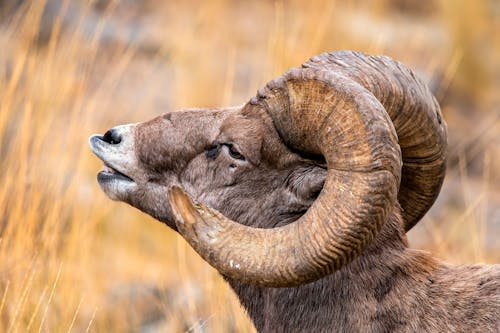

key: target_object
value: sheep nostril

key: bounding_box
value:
[102,128,122,144]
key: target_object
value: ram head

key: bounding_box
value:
[89,51,447,287]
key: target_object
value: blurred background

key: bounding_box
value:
[0,0,498,331]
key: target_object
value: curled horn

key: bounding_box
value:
[303,51,447,230]
[168,64,402,287]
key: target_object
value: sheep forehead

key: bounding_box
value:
[133,106,292,171]
[134,108,233,170]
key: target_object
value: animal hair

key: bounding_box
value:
[89,51,500,332]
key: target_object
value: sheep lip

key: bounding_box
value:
[98,163,134,183]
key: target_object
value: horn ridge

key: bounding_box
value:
[303,51,447,230]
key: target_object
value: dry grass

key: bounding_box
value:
[0,0,498,331]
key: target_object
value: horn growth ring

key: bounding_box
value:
[169,66,402,287]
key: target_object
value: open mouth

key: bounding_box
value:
[89,134,136,184]
[98,163,134,183]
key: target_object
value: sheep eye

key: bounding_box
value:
[206,144,220,160]
[227,144,245,161]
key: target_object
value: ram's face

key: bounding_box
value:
[89,106,326,230]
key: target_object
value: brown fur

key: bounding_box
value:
[229,207,500,332]
[90,54,500,332]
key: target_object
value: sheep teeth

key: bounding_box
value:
[102,164,116,173]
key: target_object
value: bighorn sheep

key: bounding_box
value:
[89,51,500,332]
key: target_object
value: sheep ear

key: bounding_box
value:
[287,164,327,202]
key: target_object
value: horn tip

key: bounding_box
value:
[168,186,199,226]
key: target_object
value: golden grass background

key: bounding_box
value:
[0,0,498,331]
